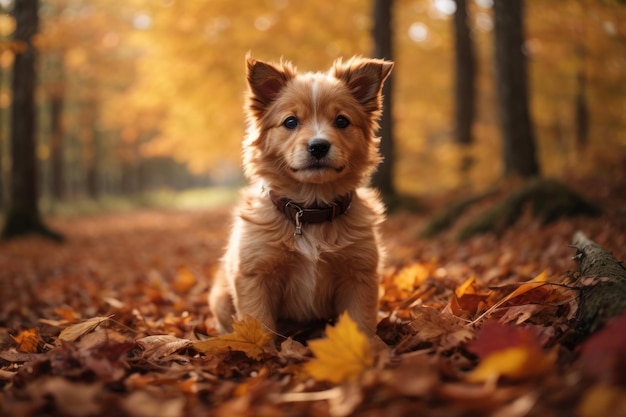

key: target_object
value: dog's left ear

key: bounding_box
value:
[332,57,394,110]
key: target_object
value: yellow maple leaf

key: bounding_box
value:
[466,344,555,382]
[303,312,373,384]
[193,317,272,360]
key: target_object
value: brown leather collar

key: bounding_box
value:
[269,190,352,235]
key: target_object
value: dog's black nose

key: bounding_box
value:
[308,139,331,159]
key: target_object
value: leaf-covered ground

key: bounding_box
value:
[1,177,626,417]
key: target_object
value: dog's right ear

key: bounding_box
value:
[246,56,295,110]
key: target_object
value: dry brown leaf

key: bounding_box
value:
[121,390,186,417]
[407,306,474,349]
[137,335,192,359]
[58,316,111,342]
[279,337,310,361]
[450,275,491,317]
[28,377,103,417]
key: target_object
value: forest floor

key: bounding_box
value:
[1,174,626,417]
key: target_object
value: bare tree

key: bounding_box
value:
[453,0,476,147]
[493,0,540,178]
[574,43,589,148]
[48,54,66,201]
[2,0,62,240]
[371,0,396,198]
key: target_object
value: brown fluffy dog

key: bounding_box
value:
[209,55,393,337]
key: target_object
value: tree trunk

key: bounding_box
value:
[50,87,65,200]
[493,0,539,178]
[84,101,100,199]
[453,0,475,146]
[2,0,62,241]
[0,65,4,209]
[371,0,396,198]
[574,70,589,149]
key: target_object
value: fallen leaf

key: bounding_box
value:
[501,271,548,303]
[172,266,197,294]
[465,321,554,382]
[450,275,491,317]
[53,307,80,322]
[137,335,192,359]
[58,316,111,342]
[466,320,542,358]
[578,312,626,384]
[12,328,43,353]
[471,271,551,323]
[388,353,438,397]
[394,263,431,293]
[279,337,310,361]
[466,345,554,382]
[404,306,473,350]
[121,390,186,417]
[28,377,103,417]
[0,350,41,363]
[577,384,626,417]
[193,317,272,360]
[303,312,373,384]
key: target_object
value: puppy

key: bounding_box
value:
[209,55,393,337]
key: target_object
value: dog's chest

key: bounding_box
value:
[280,231,343,321]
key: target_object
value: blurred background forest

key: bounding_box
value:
[0,0,625,216]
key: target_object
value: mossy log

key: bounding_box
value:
[571,231,626,340]
[457,178,600,240]
[419,190,497,238]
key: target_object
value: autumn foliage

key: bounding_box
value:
[18,0,626,195]
[1,177,626,416]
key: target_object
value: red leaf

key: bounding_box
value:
[465,320,543,359]
[578,312,626,384]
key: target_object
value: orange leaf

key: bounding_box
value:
[503,271,548,302]
[303,312,373,384]
[53,307,80,322]
[193,317,272,360]
[172,266,197,294]
[394,263,431,293]
[13,328,42,353]
[470,271,550,324]
[451,275,491,317]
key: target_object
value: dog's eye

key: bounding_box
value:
[283,116,299,130]
[335,115,350,129]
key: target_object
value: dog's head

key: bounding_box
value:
[242,55,393,203]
